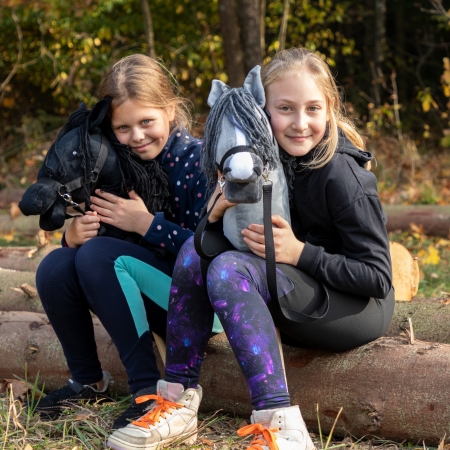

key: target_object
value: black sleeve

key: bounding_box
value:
[297,194,392,299]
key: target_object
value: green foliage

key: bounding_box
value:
[1,0,450,158]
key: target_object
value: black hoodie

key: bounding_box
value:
[292,133,392,300]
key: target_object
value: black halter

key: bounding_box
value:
[39,134,109,217]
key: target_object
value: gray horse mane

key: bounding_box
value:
[202,86,279,200]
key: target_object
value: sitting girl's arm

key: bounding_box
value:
[297,195,392,299]
[242,214,305,266]
[64,211,100,248]
[90,189,154,235]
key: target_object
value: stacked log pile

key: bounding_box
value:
[1,198,450,444]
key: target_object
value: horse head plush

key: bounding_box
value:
[200,65,291,251]
[18,98,168,245]
[19,98,124,231]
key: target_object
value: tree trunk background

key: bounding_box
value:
[218,0,245,87]
[140,0,155,58]
[383,204,450,236]
[1,311,449,445]
[239,0,263,74]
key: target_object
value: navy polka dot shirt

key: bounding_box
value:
[143,127,206,256]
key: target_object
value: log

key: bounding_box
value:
[2,267,450,342]
[386,297,450,344]
[0,188,26,209]
[0,214,66,235]
[389,242,419,301]
[383,204,450,237]
[0,311,449,444]
[0,311,130,396]
[0,245,59,272]
[0,268,44,313]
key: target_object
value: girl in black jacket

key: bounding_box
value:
[107,48,394,450]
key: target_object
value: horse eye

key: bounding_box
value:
[254,166,262,176]
[222,167,231,174]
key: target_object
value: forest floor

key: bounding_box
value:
[1,133,450,448]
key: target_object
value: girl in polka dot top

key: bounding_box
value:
[32,54,222,427]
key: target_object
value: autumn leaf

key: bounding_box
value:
[418,245,441,265]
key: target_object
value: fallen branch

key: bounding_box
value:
[0,311,449,444]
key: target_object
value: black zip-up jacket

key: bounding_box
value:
[292,133,392,299]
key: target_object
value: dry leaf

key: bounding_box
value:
[20,283,38,298]
[36,229,49,247]
[200,437,214,447]
[10,287,24,294]
[75,413,91,420]
[10,201,21,220]
[24,445,33,450]
[27,247,39,258]
[1,379,30,401]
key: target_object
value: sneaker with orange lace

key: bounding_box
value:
[107,380,202,450]
[237,405,316,450]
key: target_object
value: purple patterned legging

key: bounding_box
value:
[164,236,294,410]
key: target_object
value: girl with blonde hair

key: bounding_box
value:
[28,53,222,428]
[108,48,394,450]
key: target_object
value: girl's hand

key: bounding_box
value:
[65,211,100,248]
[241,214,305,265]
[90,189,154,236]
[207,173,237,223]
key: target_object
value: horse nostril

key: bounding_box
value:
[254,166,262,176]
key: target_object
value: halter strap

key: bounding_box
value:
[37,133,110,217]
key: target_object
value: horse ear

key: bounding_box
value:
[89,97,112,132]
[243,65,265,107]
[207,79,229,107]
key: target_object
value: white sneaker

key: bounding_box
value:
[107,380,202,450]
[238,405,316,450]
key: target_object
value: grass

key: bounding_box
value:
[1,388,441,450]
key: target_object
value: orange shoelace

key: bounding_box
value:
[131,393,184,429]
[237,423,280,450]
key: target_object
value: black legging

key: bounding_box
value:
[36,237,173,393]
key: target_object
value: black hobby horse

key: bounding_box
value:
[19,98,173,246]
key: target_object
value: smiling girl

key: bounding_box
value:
[107,48,394,450]
[30,54,222,428]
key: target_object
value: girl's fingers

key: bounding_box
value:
[94,189,119,203]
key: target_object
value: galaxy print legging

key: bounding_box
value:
[164,236,396,410]
[164,236,294,410]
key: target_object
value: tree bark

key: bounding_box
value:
[239,0,263,74]
[383,204,450,236]
[0,268,43,313]
[1,311,449,444]
[218,0,245,87]
[0,188,26,209]
[373,0,386,106]
[140,0,156,58]
[278,0,290,52]
[0,245,59,272]
[0,214,66,234]
[259,0,266,57]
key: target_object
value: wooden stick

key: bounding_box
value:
[152,332,166,365]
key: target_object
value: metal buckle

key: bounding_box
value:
[218,175,226,193]
[58,191,81,209]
